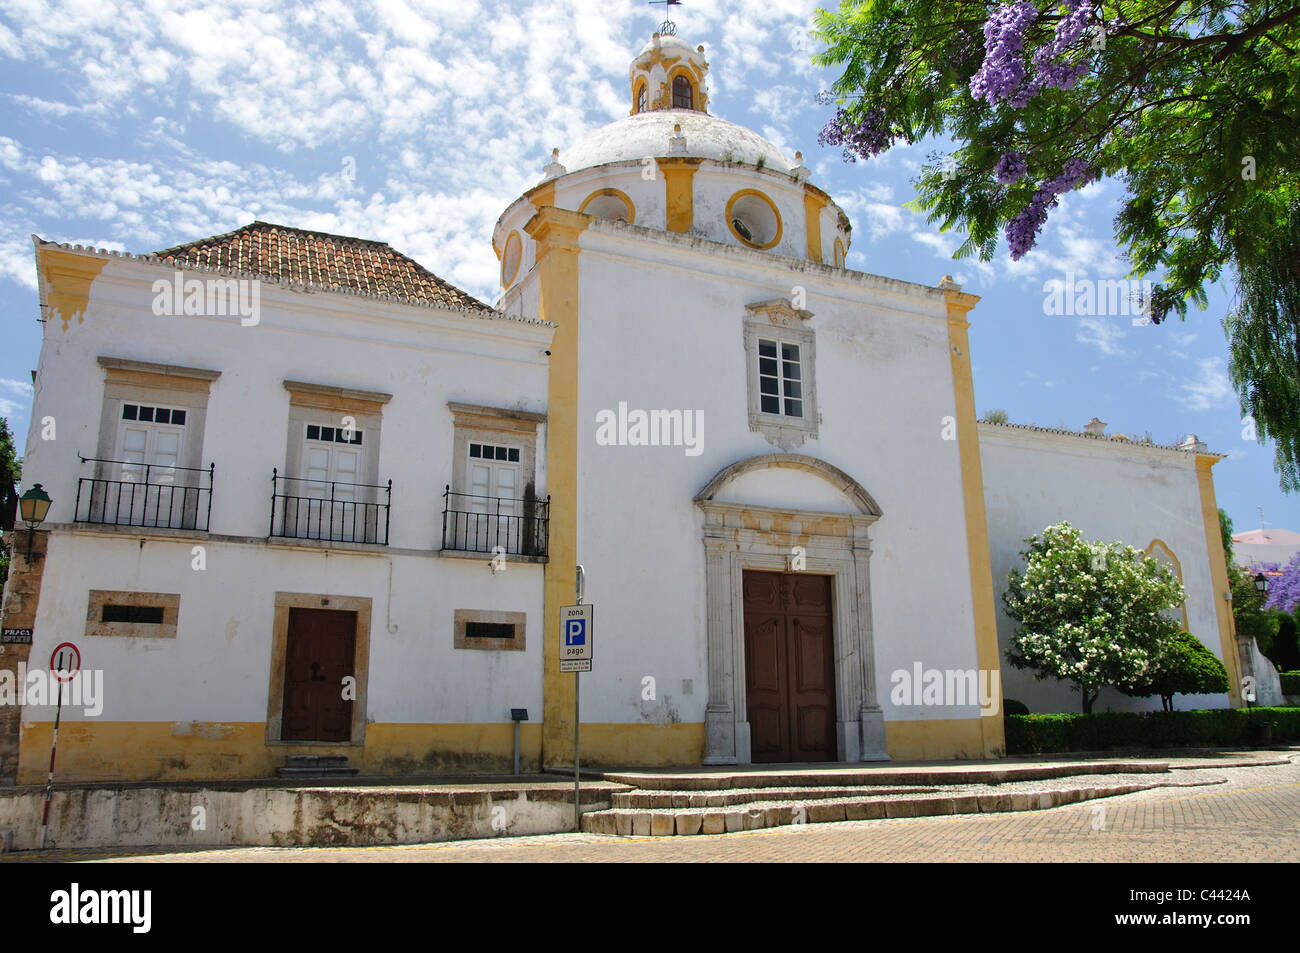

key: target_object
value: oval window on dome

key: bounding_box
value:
[501,231,522,288]
[726,190,782,250]
[579,188,635,224]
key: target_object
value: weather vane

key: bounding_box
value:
[648,0,681,36]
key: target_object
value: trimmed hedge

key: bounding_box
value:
[1004,707,1300,754]
[1281,671,1300,695]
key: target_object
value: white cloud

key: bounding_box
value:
[1075,316,1127,356]
[1177,358,1235,411]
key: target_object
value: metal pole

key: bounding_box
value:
[39,655,66,849]
[513,721,521,776]
[574,670,580,832]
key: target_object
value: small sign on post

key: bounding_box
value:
[1,628,33,645]
[561,598,593,831]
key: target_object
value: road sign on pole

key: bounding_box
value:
[561,596,593,831]
[41,641,80,848]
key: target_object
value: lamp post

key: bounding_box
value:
[18,484,52,559]
[1254,572,1268,595]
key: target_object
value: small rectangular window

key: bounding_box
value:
[138,406,154,422]
[122,404,138,420]
[508,448,519,462]
[101,604,165,624]
[307,424,320,440]
[171,409,186,426]
[465,621,515,640]
[155,408,171,424]
[470,443,482,457]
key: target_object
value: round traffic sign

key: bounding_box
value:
[50,642,81,682]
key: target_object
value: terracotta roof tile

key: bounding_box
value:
[154,221,493,313]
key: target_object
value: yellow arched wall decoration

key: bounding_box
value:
[500,231,522,289]
[725,189,783,250]
[834,237,847,268]
[577,187,637,225]
[631,80,648,115]
[1146,538,1190,631]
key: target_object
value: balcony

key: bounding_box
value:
[441,485,549,558]
[74,457,214,531]
[270,468,391,545]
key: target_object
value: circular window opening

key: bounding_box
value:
[501,231,522,288]
[580,190,634,224]
[726,191,782,249]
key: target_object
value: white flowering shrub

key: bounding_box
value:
[1003,521,1185,713]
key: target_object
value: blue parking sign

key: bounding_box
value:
[559,604,593,664]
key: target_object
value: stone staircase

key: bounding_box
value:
[578,762,1179,836]
[276,754,360,778]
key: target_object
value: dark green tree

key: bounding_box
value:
[0,417,21,591]
[814,1,1300,489]
[1120,630,1231,710]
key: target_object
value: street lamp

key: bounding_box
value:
[1254,572,1268,594]
[18,484,52,559]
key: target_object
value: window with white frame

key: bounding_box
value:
[446,403,546,557]
[743,300,819,447]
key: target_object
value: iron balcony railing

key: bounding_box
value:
[441,485,549,558]
[74,456,214,531]
[270,468,392,545]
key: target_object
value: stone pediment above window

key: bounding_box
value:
[745,297,813,328]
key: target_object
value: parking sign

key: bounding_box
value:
[559,604,592,670]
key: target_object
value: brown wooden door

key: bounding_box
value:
[282,608,356,742]
[743,571,837,763]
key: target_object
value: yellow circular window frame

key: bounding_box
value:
[578,188,637,225]
[726,189,783,250]
[501,231,523,288]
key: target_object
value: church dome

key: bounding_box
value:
[560,110,796,176]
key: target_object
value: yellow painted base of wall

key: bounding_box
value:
[884,717,992,761]
[18,718,995,783]
[16,721,706,784]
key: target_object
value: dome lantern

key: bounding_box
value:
[629,33,709,115]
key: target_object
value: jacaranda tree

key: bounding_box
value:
[813,1,1300,489]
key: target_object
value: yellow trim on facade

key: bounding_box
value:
[527,180,556,212]
[942,285,1005,758]
[1195,455,1242,705]
[16,721,707,782]
[577,188,636,225]
[36,245,109,332]
[665,65,701,112]
[725,189,783,250]
[885,718,988,760]
[501,230,523,288]
[1145,538,1190,631]
[523,205,590,768]
[833,237,847,268]
[803,188,828,263]
[656,158,702,234]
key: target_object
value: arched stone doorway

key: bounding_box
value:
[695,453,889,764]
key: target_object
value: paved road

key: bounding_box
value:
[47,757,1297,862]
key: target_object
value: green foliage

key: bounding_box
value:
[1280,671,1300,695]
[980,408,1010,424]
[1004,707,1300,753]
[813,1,1300,490]
[1119,631,1230,710]
[1003,521,1185,712]
[1230,563,1278,658]
[0,417,20,593]
[1218,508,1235,567]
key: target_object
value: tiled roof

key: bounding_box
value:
[154,221,493,313]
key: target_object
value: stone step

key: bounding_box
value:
[580,783,1161,836]
[610,785,938,809]
[276,755,359,778]
[602,761,1169,791]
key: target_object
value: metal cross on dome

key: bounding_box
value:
[648,0,681,36]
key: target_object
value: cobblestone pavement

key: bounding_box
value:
[35,756,1294,863]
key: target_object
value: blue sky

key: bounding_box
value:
[0,0,1294,534]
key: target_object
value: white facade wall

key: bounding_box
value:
[979,423,1231,714]
[20,250,553,732]
[569,221,984,726]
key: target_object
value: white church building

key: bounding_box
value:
[1,30,1245,783]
